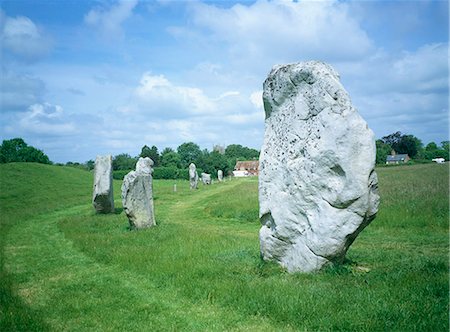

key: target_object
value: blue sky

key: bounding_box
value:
[1,0,448,163]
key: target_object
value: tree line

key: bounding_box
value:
[111,142,259,179]
[1,133,448,173]
[376,132,449,165]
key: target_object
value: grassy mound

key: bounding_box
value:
[1,163,448,331]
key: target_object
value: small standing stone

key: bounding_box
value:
[92,155,114,214]
[121,157,156,229]
[217,170,223,182]
[189,163,199,189]
[201,172,211,185]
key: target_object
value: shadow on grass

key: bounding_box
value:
[1,268,49,331]
[114,207,123,215]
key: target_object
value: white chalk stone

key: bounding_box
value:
[259,61,379,273]
[92,155,114,214]
[218,170,223,182]
[201,173,211,185]
[189,163,199,189]
[121,157,155,229]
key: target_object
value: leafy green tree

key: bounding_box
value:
[160,151,181,168]
[161,147,174,155]
[140,145,160,166]
[0,138,51,164]
[85,160,95,171]
[224,144,259,172]
[382,132,422,159]
[195,149,211,173]
[112,154,137,171]
[225,144,259,160]
[199,150,228,177]
[396,134,422,159]
[149,146,160,166]
[140,145,152,158]
[177,142,202,168]
[382,131,402,147]
[423,141,448,160]
[376,139,391,164]
[441,141,449,160]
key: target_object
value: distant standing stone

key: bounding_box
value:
[217,170,223,182]
[92,155,114,214]
[259,61,379,273]
[189,163,199,189]
[201,172,211,185]
[121,157,156,229]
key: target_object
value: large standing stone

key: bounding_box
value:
[201,173,211,185]
[259,61,379,273]
[189,163,199,189]
[121,157,156,229]
[92,155,114,214]
[217,170,223,182]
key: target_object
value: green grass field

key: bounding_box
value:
[1,162,448,331]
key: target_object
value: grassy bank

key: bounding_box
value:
[0,163,448,331]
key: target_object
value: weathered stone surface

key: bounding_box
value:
[189,163,199,189]
[217,170,223,182]
[259,61,379,273]
[92,155,114,214]
[121,157,156,229]
[201,172,211,185]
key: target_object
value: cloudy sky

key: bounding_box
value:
[1,0,448,163]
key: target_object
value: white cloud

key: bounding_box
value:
[0,69,45,111]
[250,90,263,109]
[84,0,138,40]
[216,91,240,100]
[336,43,448,143]
[0,11,51,62]
[19,103,76,135]
[391,43,448,93]
[182,0,374,67]
[134,72,217,116]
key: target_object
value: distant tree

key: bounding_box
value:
[423,141,448,160]
[160,151,181,168]
[112,154,137,170]
[190,148,227,177]
[396,134,422,159]
[85,159,95,171]
[140,145,152,158]
[381,131,402,147]
[425,142,438,151]
[441,141,449,160]
[382,132,422,159]
[211,151,229,175]
[225,144,259,160]
[161,147,174,155]
[149,146,160,166]
[140,145,160,166]
[195,149,210,172]
[224,144,259,172]
[177,142,202,168]
[376,139,391,164]
[0,138,51,164]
